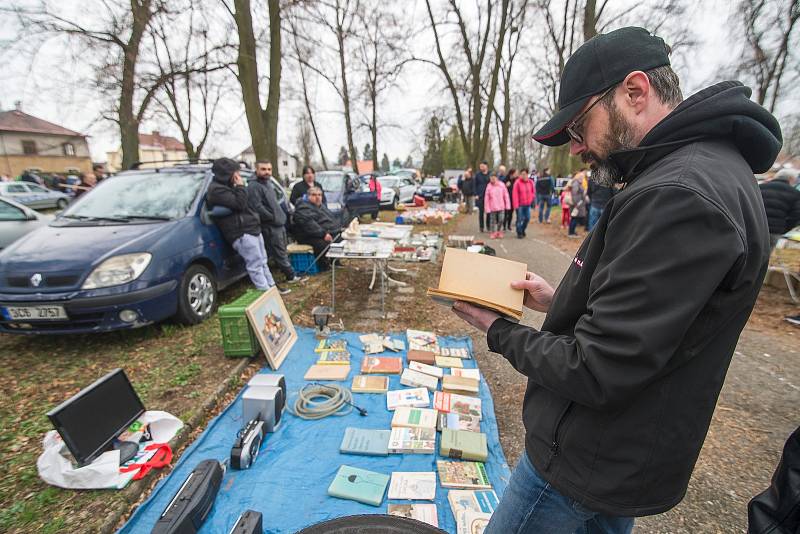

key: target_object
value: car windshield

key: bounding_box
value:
[60,171,205,221]
[423,178,439,186]
[316,172,345,192]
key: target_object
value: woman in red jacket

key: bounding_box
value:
[512,168,535,238]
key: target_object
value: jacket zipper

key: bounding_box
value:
[544,401,573,471]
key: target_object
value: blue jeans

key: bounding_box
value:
[233,233,276,290]
[486,453,634,534]
[537,194,551,222]
[588,205,603,231]
[516,206,531,236]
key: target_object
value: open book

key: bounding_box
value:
[427,248,526,321]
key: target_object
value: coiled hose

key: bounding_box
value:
[287,383,366,420]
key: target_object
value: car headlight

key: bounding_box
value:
[82,253,152,289]
[327,202,342,210]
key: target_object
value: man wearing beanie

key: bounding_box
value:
[207,158,286,294]
[451,27,781,532]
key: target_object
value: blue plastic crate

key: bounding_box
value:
[290,252,320,275]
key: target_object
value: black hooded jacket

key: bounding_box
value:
[759,177,800,236]
[487,81,781,516]
[206,173,261,244]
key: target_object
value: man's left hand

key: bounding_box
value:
[452,301,500,333]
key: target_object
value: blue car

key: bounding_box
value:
[0,164,272,334]
[314,171,380,221]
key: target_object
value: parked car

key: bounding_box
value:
[378,175,417,209]
[418,178,442,201]
[0,181,70,210]
[0,164,264,334]
[392,168,420,183]
[0,197,49,251]
[315,170,379,222]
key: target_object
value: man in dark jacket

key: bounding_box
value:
[292,186,341,271]
[451,27,781,533]
[459,167,476,213]
[535,167,555,223]
[248,160,304,283]
[759,169,800,248]
[587,178,614,231]
[207,158,284,293]
[474,161,490,232]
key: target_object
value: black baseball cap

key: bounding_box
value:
[212,157,239,180]
[533,27,671,147]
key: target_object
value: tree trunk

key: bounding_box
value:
[370,88,378,174]
[119,0,151,170]
[583,0,597,40]
[264,0,281,175]
[336,27,358,174]
[234,0,269,162]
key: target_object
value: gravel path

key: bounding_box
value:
[452,211,800,533]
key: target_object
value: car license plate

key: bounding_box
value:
[2,305,68,321]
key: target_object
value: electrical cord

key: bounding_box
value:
[287,383,367,420]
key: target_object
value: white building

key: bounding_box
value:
[234,145,299,180]
[106,131,189,172]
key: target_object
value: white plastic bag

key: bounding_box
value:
[37,410,183,490]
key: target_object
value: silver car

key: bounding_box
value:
[0,197,49,250]
[0,182,70,210]
[378,176,417,209]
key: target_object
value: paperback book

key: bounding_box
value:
[391,407,437,429]
[361,356,403,374]
[450,368,481,381]
[388,427,436,454]
[387,504,438,528]
[359,333,385,354]
[351,375,389,393]
[327,465,390,506]
[435,356,464,369]
[442,375,480,396]
[434,391,482,419]
[339,427,390,456]
[406,329,440,353]
[383,337,405,352]
[400,368,439,391]
[407,349,437,366]
[436,461,492,489]
[315,339,348,353]
[388,471,437,500]
[303,364,351,381]
[409,360,444,379]
[455,510,492,534]
[386,388,430,410]
[440,428,488,462]
[439,347,471,359]
[437,412,481,433]
[317,351,350,365]
[447,489,499,517]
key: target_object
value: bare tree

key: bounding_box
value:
[296,114,315,166]
[733,0,800,113]
[421,0,513,169]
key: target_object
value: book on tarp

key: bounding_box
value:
[387,504,438,528]
[400,368,439,391]
[442,375,480,396]
[361,356,403,374]
[451,368,481,381]
[409,360,444,378]
[440,428,488,461]
[407,349,437,366]
[427,247,526,321]
[359,333,385,354]
[317,350,350,365]
[448,489,499,517]
[391,407,437,429]
[328,465,389,506]
[386,388,430,410]
[303,364,351,381]
[437,460,492,489]
[351,375,389,393]
[439,346,471,359]
[339,427,390,456]
[437,412,481,433]
[435,356,464,369]
[383,337,405,352]
[455,510,492,534]
[388,427,436,454]
[406,329,439,352]
[434,391,482,419]
[315,339,348,353]
[388,471,437,500]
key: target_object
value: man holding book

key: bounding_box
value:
[451,27,780,533]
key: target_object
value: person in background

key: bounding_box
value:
[567,174,587,238]
[72,172,97,200]
[0,174,10,182]
[535,167,554,223]
[503,168,517,231]
[484,172,510,239]
[290,165,327,206]
[248,160,306,284]
[368,174,382,203]
[560,184,572,229]
[93,163,108,182]
[587,178,615,231]
[474,161,491,232]
[512,168,535,238]
[206,158,287,294]
[759,169,800,249]
[497,164,507,184]
[293,186,342,271]
[459,167,476,213]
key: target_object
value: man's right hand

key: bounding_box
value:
[231,174,244,187]
[324,233,333,242]
[511,271,555,313]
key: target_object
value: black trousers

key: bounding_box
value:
[262,226,294,279]
[503,208,513,230]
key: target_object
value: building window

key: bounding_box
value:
[62,143,75,156]
[22,140,37,155]
[282,160,288,167]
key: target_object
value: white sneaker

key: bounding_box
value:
[287,275,308,284]
[276,286,292,295]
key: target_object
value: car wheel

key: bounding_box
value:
[175,264,217,325]
[56,198,68,210]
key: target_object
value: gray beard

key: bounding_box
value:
[585,101,637,186]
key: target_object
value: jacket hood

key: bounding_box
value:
[609,81,783,182]
[212,173,232,185]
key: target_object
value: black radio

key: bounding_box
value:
[228,510,263,534]
[230,419,265,470]
[151,459,224,534]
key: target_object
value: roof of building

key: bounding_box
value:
[139,131,186,151]
[344,159,375,174]
[0,109,85,137]
[236,145,296,160]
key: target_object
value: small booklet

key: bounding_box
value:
[383,337,405,352]
[388,471,437,500]
[303,364,350,381]
[409,360,444,378]
[455,510,492,534]
[388,503,438,528]
[391,406,437,429]
[434,391,482,420]
[427,247,526,321]
[406,329,440,353]
[440,346,471,359]
[315,339,348,353]
[359,333,385,354]
[400,368,439,391]
[451,368,481,381]
[361,356,403,374]
[437,460,492,489]
[328,465,389,506]
[317,350,350,365]
[437,412,481,433]
[351,375,389,393]
[440,428,488,462]
[388,427,436,454]
[386,388,430,410]
[448,489,499,517]
[339,427,390,456]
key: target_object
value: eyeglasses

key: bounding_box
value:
[565,85,617,145]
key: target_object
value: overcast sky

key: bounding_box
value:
[0,0,744,165]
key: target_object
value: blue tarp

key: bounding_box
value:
[119,327,511,533]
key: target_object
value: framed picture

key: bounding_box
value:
[245,287,297,370]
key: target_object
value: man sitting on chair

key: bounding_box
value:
[292,186,342,271]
